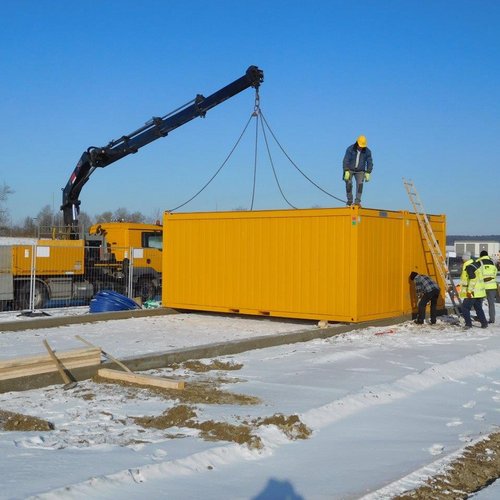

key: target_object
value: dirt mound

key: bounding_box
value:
[173,360,243,372]
[134,404,197,429]
[0,409,54,432]
[94,376,260,405]
[132,404,262,448]
[196,420,262,448]
[396,431,500,499]
[254,413,312,440]
[133,405,311,450]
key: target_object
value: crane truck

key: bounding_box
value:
[0,66,264,311]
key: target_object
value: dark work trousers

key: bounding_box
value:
[462,297,488,327]
[417,288,440,324]
[345,172,365,205]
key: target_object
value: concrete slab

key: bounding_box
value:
[0,312,415,393]
[0,307,178,333]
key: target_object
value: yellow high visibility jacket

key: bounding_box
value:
[478,255,498,291]
[459,259,486,299]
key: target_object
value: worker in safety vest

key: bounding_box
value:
[459,252,488,329]
[478,250,498,324]
[342,135,373,207]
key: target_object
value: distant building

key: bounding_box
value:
[454,240,500,261]
[446,245,456,258]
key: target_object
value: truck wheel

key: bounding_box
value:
[33,282,48,309]
[15,282,47,310]
[15,282,30,310]
[134,279,156,302]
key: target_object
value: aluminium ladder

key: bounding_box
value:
[403,178,462,317]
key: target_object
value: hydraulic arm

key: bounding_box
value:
[61,65,264,238]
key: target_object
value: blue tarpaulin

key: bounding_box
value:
[89,290,141,313]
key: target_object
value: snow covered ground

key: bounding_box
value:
[1,305,500,499]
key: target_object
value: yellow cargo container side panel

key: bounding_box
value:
[12,240,85,276]
[354,210,405,322]
[165,209,353,322]
[163,207,446,323]
[347,212,359,321]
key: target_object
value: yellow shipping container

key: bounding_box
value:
[163,207,446,323]
[12,239,85,276]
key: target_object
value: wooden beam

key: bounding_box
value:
[43,339,78,390]
[75,335,133,373]
[97,368,185,390]
[0,347,101,381]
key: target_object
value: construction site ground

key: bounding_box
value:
[1,306,500,499]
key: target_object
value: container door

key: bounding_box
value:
[0,246,14,301]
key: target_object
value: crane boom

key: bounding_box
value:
[61,65,264,238]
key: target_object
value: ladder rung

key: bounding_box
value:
[403,177,461,317]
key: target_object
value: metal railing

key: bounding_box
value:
[0,243,162,313]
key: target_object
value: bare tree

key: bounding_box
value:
[127,211,146,223]
[96,208,147,223]
[37,205,54,225]
[150,208,163,225]
[78,211,94,232]
[21,216,37,236]
[0,181,14,231]
[95,211,113,223]
[0,182,13,203]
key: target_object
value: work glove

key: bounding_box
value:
[343,171,351,181]
[364,172,371,182]
[466,291,473,298]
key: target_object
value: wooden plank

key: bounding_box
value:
[0,357,101,380]
[0,348,100,369]
[0,348,101,381]
[75,335,133,373]
[43,339,77,389]
[0,352,101,375]
[0,352,101,374]
[98,368,185,390]
[0,360,101,380]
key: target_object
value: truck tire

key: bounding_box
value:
[134,279,156,302]
[15,281,48,310]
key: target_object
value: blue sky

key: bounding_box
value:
[0,0,498,234]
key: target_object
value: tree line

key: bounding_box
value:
[0,182,158,237]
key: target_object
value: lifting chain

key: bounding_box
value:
[252,88,261,117]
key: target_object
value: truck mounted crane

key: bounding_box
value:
[0,66,263,311]
[61,65,264,238]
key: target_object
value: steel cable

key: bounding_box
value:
[167,113,255,212]
[169,98,347,212]
[259,111,347,204]
[258,113,297,209]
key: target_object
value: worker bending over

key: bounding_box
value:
[409,272,440,324]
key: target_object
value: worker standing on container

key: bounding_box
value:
[478,250,498,323]
[409,272,440,324]
[342,135,373,206]
[459,252,488,329]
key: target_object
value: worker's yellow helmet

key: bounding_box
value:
[357,135,367,148]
